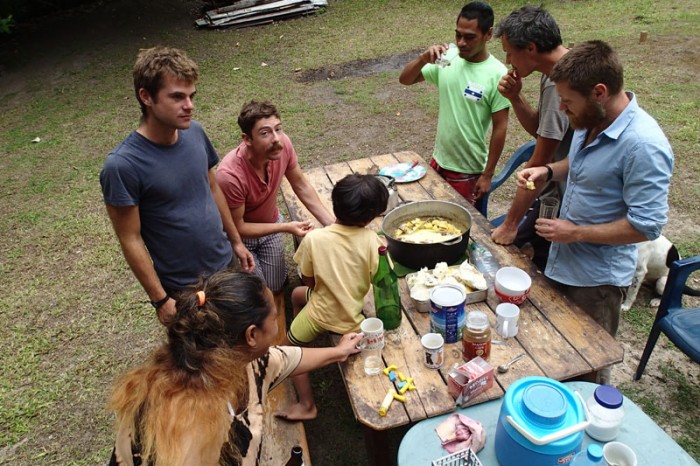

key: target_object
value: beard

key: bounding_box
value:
[567,99,607,130]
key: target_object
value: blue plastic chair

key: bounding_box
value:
[479,140,536,226]
[634,254,700,380]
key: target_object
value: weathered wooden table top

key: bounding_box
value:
[280,151,624,432]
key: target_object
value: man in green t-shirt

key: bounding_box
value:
[400,1,510,209]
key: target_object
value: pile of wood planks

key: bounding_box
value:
[196,0,328,29]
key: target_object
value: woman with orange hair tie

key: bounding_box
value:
[108,270,362,466]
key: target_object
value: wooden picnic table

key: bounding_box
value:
[280,151,625,466]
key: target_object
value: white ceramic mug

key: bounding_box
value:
[421,333,444,369]
[496,303,520,339]
[360,317,384,350]
[603,441,637,466]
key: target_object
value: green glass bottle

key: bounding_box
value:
[373,246,402,330]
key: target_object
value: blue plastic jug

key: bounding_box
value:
[495,376,589,466]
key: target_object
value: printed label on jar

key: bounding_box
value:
[463,340,491,362]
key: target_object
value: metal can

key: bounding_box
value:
[429,284,466,343]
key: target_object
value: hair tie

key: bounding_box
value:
[196,291,206,307]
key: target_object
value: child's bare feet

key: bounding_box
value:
[274,402,318,421]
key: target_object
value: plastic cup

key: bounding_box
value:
[435,43,456,67]
[539,196,560,219]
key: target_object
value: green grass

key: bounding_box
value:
[0,0,699,463]
[622,304,657,336]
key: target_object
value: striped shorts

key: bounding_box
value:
[242,214,288,292]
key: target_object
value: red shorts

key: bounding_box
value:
[429,158,483,210]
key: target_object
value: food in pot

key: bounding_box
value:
[393,217,463,244]
[382,200,472,270]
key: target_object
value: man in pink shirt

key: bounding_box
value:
[216,101,334,338]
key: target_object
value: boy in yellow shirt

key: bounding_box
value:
[276,174,388,420]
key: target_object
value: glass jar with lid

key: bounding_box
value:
[462,310,491,361]
[585,384,625,441]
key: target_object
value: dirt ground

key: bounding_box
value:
[0,0,698,464]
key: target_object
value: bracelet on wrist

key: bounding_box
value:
[150,294,170,309]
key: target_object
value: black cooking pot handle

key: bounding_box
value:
[441,235,463,246]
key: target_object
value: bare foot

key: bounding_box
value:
[274,402,318,421]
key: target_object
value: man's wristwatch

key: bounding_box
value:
[545,164,554,182]
[150,294,170,309]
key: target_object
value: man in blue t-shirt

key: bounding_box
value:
[100,46,254,325]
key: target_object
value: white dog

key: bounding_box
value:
[621,235,678,311]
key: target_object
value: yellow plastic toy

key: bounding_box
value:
[379,389,396,416]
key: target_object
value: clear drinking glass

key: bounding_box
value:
[363,347,383,375]
[539,197,560,219]
[435,43,456,68]
[359,317,384,375]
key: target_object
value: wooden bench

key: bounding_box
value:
[261,292,309,463]
[260,378,311,465]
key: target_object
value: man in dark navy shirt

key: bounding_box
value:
[100,46,254,325]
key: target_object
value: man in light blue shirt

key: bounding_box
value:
[517,41,673,383]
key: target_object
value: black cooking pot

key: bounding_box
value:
[381,200,472,270]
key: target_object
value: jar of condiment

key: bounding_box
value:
[462,310,491,361]
[585,384,624,441]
